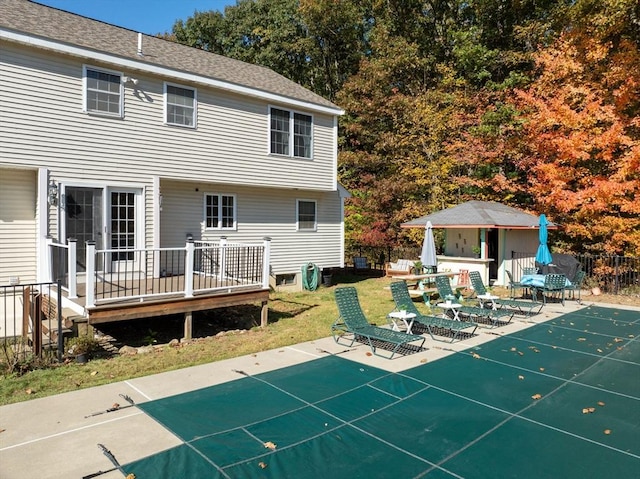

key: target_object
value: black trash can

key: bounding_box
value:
[322,270,333,287]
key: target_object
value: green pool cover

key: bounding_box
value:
[122,306,639,478]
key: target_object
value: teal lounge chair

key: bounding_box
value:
[468,271,543,316]
[434,276,514,327]
[332,287,426,358]
[506,270,525,298]
[389,281,477,342]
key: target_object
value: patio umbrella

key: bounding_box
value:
[535,214,553,266]
[420,221,438,271]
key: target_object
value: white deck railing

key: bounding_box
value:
[49,238,271,308]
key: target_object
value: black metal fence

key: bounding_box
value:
[0,281,63,369]
[348,245,640,295]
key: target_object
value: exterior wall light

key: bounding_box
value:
[48,180,58,206]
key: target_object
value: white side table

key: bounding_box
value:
[387,311,417,334]
[477,294,499,310]
[436,302,462,321]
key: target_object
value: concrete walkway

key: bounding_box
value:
[1,300,627,479]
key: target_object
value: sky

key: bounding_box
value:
[35,1,235,35]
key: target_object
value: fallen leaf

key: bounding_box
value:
[264,441,277,450]
[539,367,545,372]
[517,351,524,356]
[510,347,517,352]
[112,403,120,410]
[365,352,372,357]
[91,371,98,376]
[471,352,481,359]
[597,401,605,407]
[614,338,623,343]
[531,393,542,400]
[420,358,428,364]
[25,388,33,395]
[0,428,6,433]
[258,462,267,469]
[518,375,524,380]
[596,349,603,353]
[125,474,136,479]
[577,338,586,342]
[582,408,590,414]
[604,429,611,435]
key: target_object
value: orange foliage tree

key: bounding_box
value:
[513,32,640,255]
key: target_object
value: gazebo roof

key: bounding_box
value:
[401,201,558,229]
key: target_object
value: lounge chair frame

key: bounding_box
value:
[434,276,514,327]
[389,281,477,343]
[468,271,543,316]
[332,287,426,359]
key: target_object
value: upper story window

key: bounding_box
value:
[165,83,196,128]
[205,194,236,230]
[83,66,122,117]
[297,200,317,231]
[270,107,313,158]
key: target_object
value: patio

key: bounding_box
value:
[1,301,638,478]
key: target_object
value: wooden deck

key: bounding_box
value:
[60,275,270,337]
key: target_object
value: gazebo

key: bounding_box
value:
[401,201,557,285]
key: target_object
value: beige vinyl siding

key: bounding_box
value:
[160,180,343,274]
[0,169,37,285]
[0,43,337,192]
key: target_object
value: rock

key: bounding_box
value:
[168,339,180,347]
[119,345,138,355]
[137,345,154,355]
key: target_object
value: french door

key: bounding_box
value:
[64,186,140,273]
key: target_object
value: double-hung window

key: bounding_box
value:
[270,107,313,158]
[205,194,236,230]
[84,66,122,117]
[297,200,317,231]
[165,83,196,127]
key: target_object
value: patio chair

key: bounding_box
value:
[566,270,586,301]
[531,273,567,306]
[434,276,514,327]
[352,256,370,274]
[506,270,525,298]
[389,281,478,343]
[468,271,543,316]
[331,287,426,358]
[523,266,538,276]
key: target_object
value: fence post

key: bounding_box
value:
[262,237,271,289]
[185,239,194,298]
[614,255,619,294]
[67,238,78,299]
[219,237,227,282]
[56,280,63,362]
[85,241,96,308]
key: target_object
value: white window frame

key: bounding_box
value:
[296,199,317,231]
[204,193,237,230]
[83,65,123,118]
[269,106,313,159]
[164,82,197,128]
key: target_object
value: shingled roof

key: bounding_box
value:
[0,0,342,114]
[401,201,557,229]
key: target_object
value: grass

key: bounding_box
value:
[1,272,636,407]
[0,273,396,407]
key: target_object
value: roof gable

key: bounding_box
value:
[0,0,342,115]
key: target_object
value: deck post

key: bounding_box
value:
[185,239,194,298]
[260,300,268,327]
[183,311,193,340]
[85,241,96,308]
[262,237,271,290]
[67,238,78,299]
[45,236,54,282]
